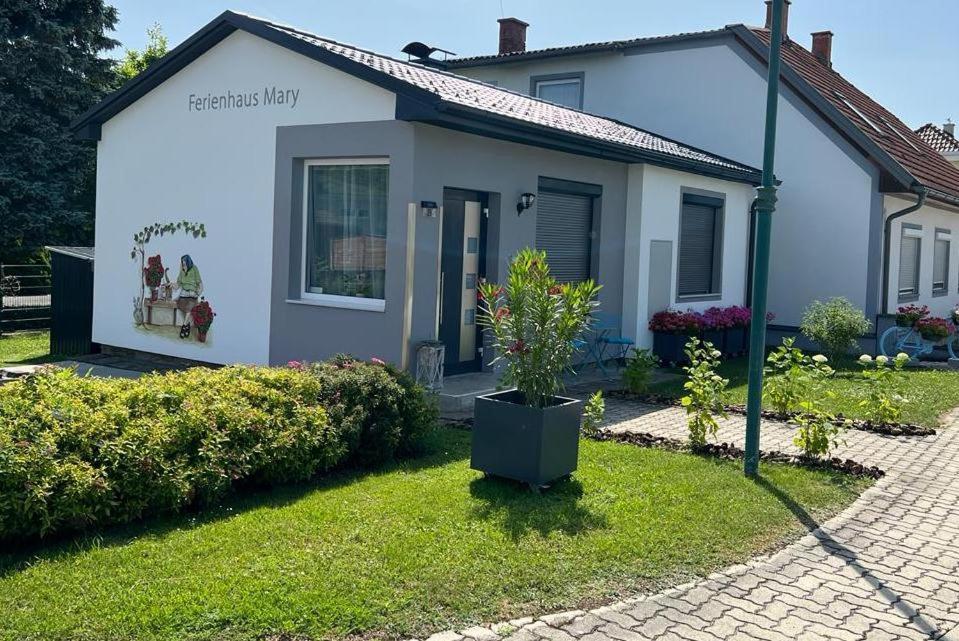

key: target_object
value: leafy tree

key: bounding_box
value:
[115,23,168,85]
[0,0,119,263]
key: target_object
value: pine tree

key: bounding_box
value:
[0,0,119,263]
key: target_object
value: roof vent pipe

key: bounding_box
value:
[498,17,528,55]
[811,31,833,67]
[764,0,791,40]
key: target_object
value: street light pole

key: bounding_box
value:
[744,0,785,477]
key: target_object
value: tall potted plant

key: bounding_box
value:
[473,248,600,488]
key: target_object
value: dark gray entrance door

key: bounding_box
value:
[440,189,486,375]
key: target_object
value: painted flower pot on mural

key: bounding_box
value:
[197,330,208,343]
[471,390,582,488]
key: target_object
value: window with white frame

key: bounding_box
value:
[933,229,951,296]
[303,159,389,308]
[677,192,725,299]
[533,75,583,109]
[898,224,922,301]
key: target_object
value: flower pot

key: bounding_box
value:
[701,329,725,354]
[471,389,582,488]
[652,332,691,365]
[725,327,746,356]
[197,329,207,343]
[149,287,158,302]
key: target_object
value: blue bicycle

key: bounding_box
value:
[878,324,959,361]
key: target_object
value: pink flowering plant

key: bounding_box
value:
[648,309,704,335]
[915,317,953,342]
[896,304,930,328]
[477,248,601,408]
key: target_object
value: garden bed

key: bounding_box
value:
[606,390,935,437]
[592,430,885,479]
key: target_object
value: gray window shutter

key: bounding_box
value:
[535,191,593,282]
[678,203,717,296]
[934,238,949,292]
[898,235,920,296]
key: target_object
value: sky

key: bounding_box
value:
[105,0,957,129]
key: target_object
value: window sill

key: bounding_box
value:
[676,293,722,303]
[897,293,919,303]
[932,290,948,298]
[286,295,386,312]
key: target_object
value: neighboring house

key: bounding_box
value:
[917,122,959,169]
[71,11,759,369]
[447,1,959,336]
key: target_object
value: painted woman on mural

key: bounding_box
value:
[176,254,203,338]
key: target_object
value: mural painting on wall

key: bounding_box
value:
[132,221,216,344]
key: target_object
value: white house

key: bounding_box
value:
[447,1,959,338]
[72,11,759,370]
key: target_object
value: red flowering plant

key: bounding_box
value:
[915,316,953,342]
[190,298,216,333]
[702,306,737,330]
[648,309,704,335]
[477,248,601,408]
[896,304,930,328]
[142,255,164,289]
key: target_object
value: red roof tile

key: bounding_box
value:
[751,28,959,202]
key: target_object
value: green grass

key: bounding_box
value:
[0,429,868,641]
[0,330,53,366]
[651,355,959,427]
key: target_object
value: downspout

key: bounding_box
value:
[880,187,927,314]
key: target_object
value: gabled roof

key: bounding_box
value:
[46,246,95,261]
[916,123,959,155]
[71,12,759,184]
[448,24,959,207]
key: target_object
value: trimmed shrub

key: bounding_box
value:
[0,361,435,542]
[304,355,437,465]
[799,297,872,361]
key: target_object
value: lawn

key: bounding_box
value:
[0,429,868,641]
[651,355,959,427]
[0,330,53,365]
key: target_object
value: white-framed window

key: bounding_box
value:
[301,158,389,312]
[532,75,583,109]
[676,192,725,300]
[933,229,951,296]
[898,224,922,301]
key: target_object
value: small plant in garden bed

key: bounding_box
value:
[621,347,658,393]
[857,353,910,425]
[580,391,605,438]
[680,337,728,448]
[800,297,871,361]
[792,400,843,459]
[763,337,834,416]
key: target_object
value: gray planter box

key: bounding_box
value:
[471,389,582,488]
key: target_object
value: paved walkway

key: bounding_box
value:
[433,399,959,641]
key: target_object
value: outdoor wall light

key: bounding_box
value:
[420,200,438,217]
[516,192,536,216]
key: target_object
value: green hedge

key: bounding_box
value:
[0,359,436,542]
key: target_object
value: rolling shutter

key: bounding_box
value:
[678,202,718,296]
[934,238,949,292]
[535,191,593,282]
[898,233,920,297]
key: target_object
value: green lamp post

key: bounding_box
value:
[744,0,786,477]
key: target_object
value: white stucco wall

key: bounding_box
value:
[460,40,878,326]
[93,30,396,364]
[884,195,959,318]
[623,164,753,348]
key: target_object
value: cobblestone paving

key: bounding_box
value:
[427,400,959,641]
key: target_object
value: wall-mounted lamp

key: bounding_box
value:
[420,200,438,217]
[516,192,536,216]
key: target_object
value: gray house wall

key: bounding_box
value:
[458,36,882,327]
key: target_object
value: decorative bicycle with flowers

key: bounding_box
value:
[878,304,959,360]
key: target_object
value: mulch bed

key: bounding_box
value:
[593,430,885,480]
[606,390,935,437]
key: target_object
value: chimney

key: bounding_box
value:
[945,121,956,138]
[764,0,791,39]
[811,30,833,67]
[497,17,528,55]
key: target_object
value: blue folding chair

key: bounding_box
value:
[589,312,635,377]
